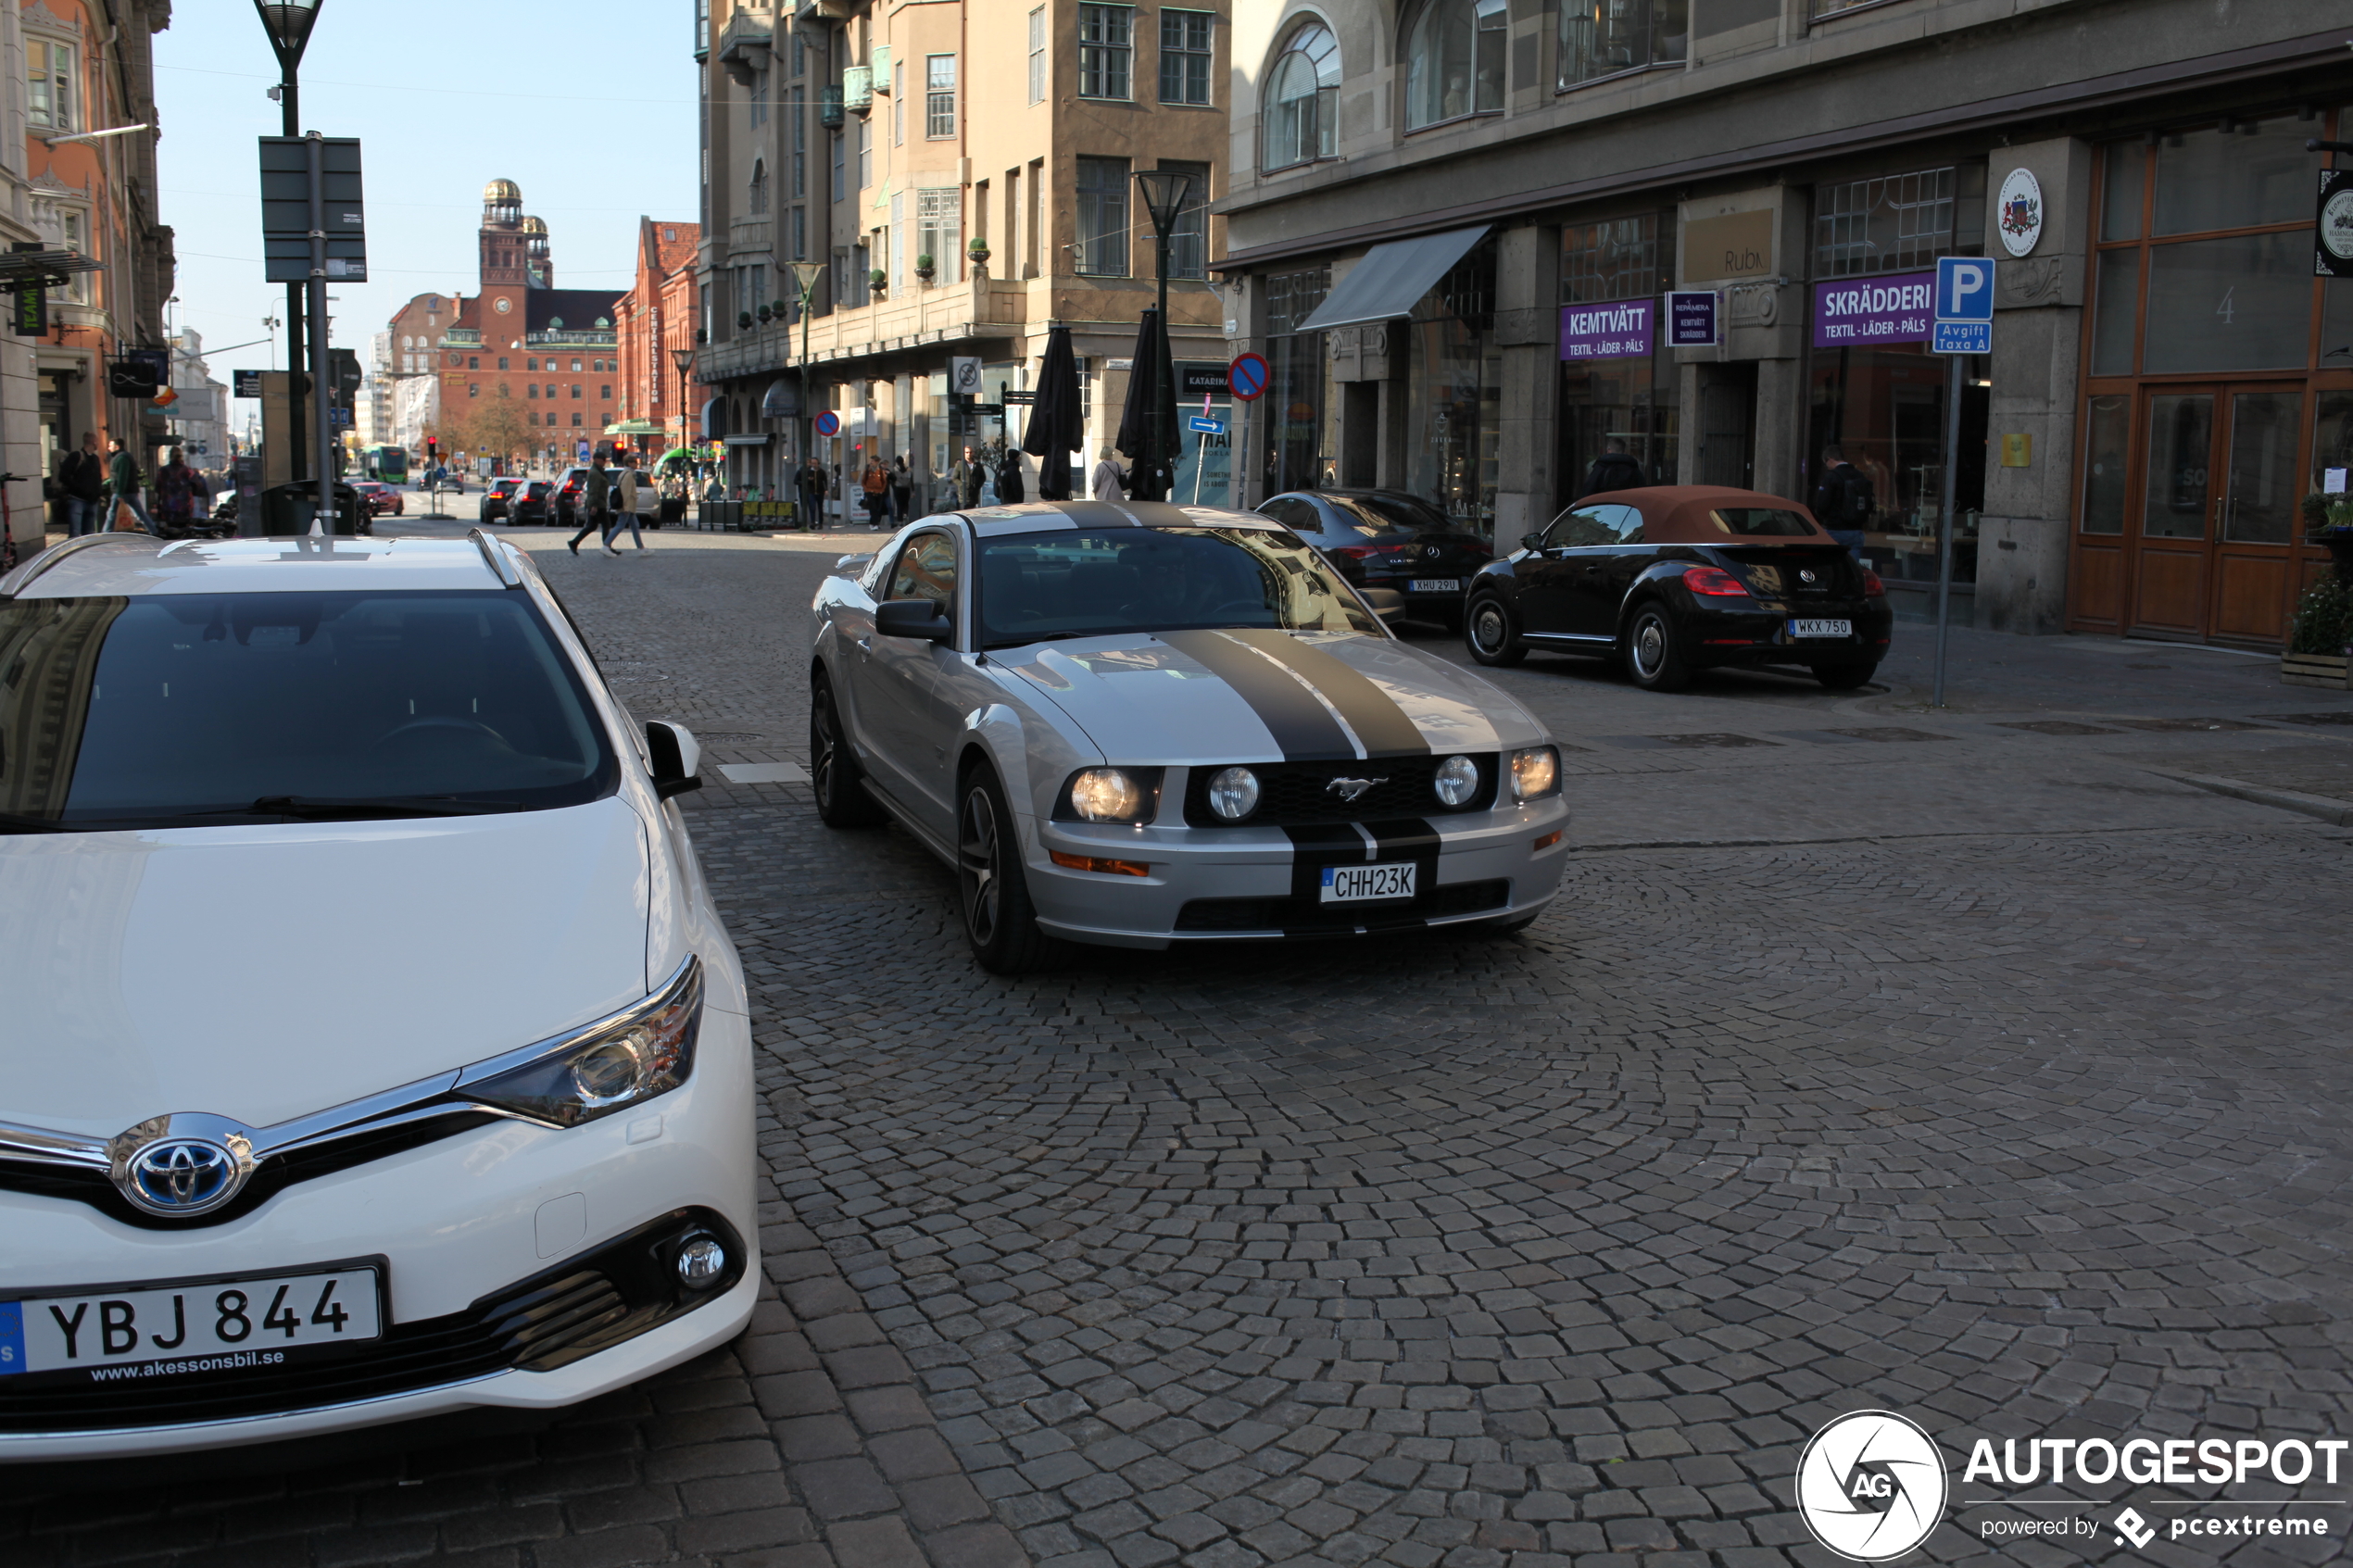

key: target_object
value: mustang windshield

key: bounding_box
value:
[0,590,615,831]
[977,527,1379,649]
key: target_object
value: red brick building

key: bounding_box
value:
[432,180,625,470]
[613,219,700,459]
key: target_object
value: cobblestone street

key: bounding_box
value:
[12,528,2353,1568]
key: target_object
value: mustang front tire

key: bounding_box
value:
[811,674,887,828]
[958,766,1057,975]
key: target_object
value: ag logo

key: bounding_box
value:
[1795,1411,1947,1562]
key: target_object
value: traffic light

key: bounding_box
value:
[426,437,438,458]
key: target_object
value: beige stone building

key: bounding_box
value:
[696,0,1231,514]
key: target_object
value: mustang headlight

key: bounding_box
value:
[1432,755,1481,808]
[1064,767,1155,823]
[462,957,704,1128]
[1206,766,1261,821]
[1509,746,1560,801]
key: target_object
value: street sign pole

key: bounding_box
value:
[1928,257,1994,709]
[307,133,334,538]
[1932,351,1962,709]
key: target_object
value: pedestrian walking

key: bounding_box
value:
[1091,446,1128,503]
[797,457,827,531]
[859,457,890,529]
[566,450,616,555]
[105,438,156,533]
[57,432,105,536]
[1809,445,1875,558]
[154,447,201,536]
[606,463,647,552]
[1574,437,1647,501]
[891,455,912,522]
[996,445,1026,505]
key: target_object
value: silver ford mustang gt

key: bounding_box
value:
[807,499,1570,972]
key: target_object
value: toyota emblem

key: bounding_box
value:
[108,1116,258,1218]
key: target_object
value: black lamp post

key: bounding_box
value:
[1133,169,1195,502]
[255,0,321,493]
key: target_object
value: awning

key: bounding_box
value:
[700,397,728,440]
[1294,225,1490,333]
[760,378,799,419]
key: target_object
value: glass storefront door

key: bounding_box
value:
[2125,384,2304,638]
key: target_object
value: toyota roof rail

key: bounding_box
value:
[468,527,523,587]
[0,533,156,600]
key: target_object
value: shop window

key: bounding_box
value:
[1404,0,1505,132]
[1808,350,1986,586]
[1262,23,1338,172]
[1560,218,1678,502]
[1561,215,1666,304]
[2090,251,2139,376]
[2153,120,2314,236]
[1078,5,1133,101]
[2314,392,2353,496]
[1161,161,1211,280]
[2079,395,2129,534]
[2142,232,2310,373]
[1813,165,1983,278]
[1160,11,1213,106]
[2100,142,2145,241]
[1405,245,1502,534]
[1558,0,1687,90]
[1076,157,1129,276]
[1265,265,1331,334]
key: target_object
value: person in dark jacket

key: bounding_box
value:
[1809,445,1874,558]
[106,438,157,533]
[890,455,912,521]
[1575,438,1646,501]
[797,457,826,531]
[57,432,105,535]
[566,452,616,556]
[996,445,1025,505]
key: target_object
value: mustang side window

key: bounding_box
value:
[888,533,960,615]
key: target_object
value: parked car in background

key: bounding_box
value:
[1463,485,1893,692]
[510,480,555,525]
[553,468,590,529]
[349,481,403,519]
[0,533,755,1461]
[1256,490,1492,633]
[482,477,521,522]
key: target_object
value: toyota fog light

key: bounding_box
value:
[676,1235,730,1289]
[1509,746,1559,801]
[1206,766,1261,821]
[1432,755,1481,808]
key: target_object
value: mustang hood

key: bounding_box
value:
[0,797,652,1137]
[999,629,1537,762]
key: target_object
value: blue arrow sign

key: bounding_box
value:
[1189,417,1226,434]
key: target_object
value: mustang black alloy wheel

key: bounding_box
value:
[958,767,1057,974]
[810,674,885,827]
[1464,595,1525,668]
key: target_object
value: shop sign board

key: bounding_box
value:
[1812,270,1933,348]
[2317,169,2353,279]
[1557,299,1653,360]
[1666,291,1718,347]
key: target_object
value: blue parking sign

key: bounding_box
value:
[1933,257,1994,323]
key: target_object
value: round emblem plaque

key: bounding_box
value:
[1996,168,2044,258]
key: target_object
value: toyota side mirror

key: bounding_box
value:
[646,720,703,800]
[875,599,953,642]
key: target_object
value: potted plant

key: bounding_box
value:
[869,268,887,298]
[914,253,936,283]
[2283,575,2352,689]
[737,311,753,330]
[757,304,773,325]
[772,299,790,321]
[967,237,990,266]
[2324,497,2353,590]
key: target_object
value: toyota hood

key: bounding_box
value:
[996,628,1545,762]
[0,797,652,1137]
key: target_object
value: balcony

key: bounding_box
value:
[716,6,773,82]
[526,328,619,347]
[442,329,483,348]
[729,218,774,256]
[695,275,1032,384]
[819,85,844,128]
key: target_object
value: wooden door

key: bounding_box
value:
[2207,387,2302,643]
[2128,389,2216,635]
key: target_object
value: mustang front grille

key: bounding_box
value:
[1181,756,1498,827]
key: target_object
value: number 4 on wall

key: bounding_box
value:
[2215,285,2235,325]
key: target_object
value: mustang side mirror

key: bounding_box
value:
[646,720,703,800]
[1359,586,1406,623]
[875,598,954,642]
[1520,533,1543,551]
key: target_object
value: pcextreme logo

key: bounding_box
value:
[1796,1411,2346,1560]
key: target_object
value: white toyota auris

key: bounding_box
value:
[0,533,757,1460]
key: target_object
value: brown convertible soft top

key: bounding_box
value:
[1579,485,1833,546]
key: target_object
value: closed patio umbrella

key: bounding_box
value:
[1114,307,1177,502]
[1022,324,1083,500]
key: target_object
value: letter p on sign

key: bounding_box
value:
[1936,257,1994,322]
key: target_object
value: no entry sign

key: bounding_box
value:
[813,410,841,437]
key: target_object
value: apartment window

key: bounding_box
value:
[572,359,585,371]
[791,28,806,75]
[792,207,808,260]
[926,55,957,138]
[29,41,73,131]
[572,413,584,427]
[1561,215,1666,303]
[527,383,539,399]
[572,385,583,400]
[529,411,540,426]
[894,62,905,146]
[468,357,479,370]
[1559,0,1687,88]
[750,69,769,127]
[832,132,846,201]
[791,95,808,197]
[1076,156,1129,276]
[527,358,539,372]
[750,159,769,215]
[696,0,710,53]
[600,385,612,400]
[856,118,872,190]
[498,358,510,370]
[1077,6,1132,101]
[1028,8,1047,102]
[1261,24,1338,171]
[1159,12,1213,106]
[918,189,963,283]
[1160,162,1210,279]
[1404,0,1505,131]
[1813,164,1983,278]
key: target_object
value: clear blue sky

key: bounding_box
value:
[156,2,698,375]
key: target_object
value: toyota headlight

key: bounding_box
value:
[1206,766,1261,822]
[1432,755,1481,809]
[1509,746,1560,801]
[462,957,704,1128]
[1063,767,1157,823]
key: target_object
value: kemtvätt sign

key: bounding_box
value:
[1558,299,1653,360]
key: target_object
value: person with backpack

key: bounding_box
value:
[861,457,890,528]
[1810,444,1874,558]
[105,438,156,533]
[57,432,106,535]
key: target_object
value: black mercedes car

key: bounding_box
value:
[1255,489,1492,631]
[1463,485,1893,691]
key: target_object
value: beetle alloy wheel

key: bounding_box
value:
[1471,602,1509,656]
[958,784,1003,945]
[1633,614,1667,678]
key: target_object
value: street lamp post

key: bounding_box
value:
[255,1,322,501]
[1132,170,1195,503]
[669,345,695,520]
[791,260,825,517]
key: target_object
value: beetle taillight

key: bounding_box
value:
[1681,565,1748,596]
[1862,570,1886,597]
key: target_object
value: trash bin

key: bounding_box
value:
[260,482,367,536]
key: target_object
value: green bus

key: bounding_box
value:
[360,445,409,485]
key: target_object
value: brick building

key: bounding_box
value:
[421,180,625,471]
[612,217,700,459]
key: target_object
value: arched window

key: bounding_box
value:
[749,159,769,215]
[1404,0,1505,132]
[1261,22,1340,173]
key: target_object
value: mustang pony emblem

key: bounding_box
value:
[1326,777,1387,802]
